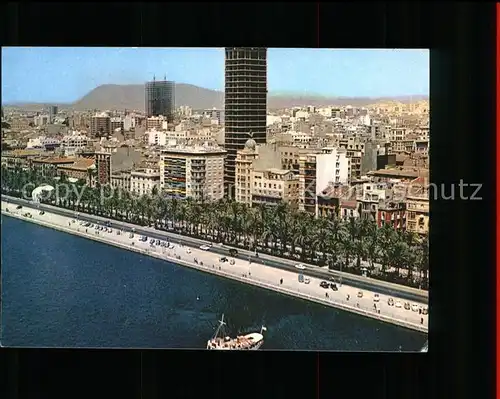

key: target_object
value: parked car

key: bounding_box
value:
[186,248,192,254]
[404,302,411,310]
[422,307,428,315]
[395,301,402,308]
[373,293,380,302]
[219,257,228,263]
[199,245,211,250]
[320,281,330,289]
[16,205,22,209]
[229,248,238,257]
[357,291,363,298]
[411,304,419,312]
[387,297,395,306]
[39,211,45,215]
[304,277,311,284]
[330,283,338,291]
[295,263,306,270]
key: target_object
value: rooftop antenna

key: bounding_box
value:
[153,75,156,82]
[164,73,167,81]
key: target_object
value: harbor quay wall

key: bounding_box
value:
[1,208,428,334]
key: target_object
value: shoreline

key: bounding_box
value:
[1,203,428,334]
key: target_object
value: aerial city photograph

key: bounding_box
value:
[1,47,429,351]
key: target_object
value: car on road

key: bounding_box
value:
[186,248,192,254]
[16,205,22,209]
[404,302,411,310]
[168,244,175,249]
[320,281,330,289]
[357,291,363,298]
[304,277,311,284]
[422,307,428,315]
[199,245,211,251]
[155,239,161,245]
[39,211,45,215]
[219,257,228,263]
[295,263,306,270]
[387,297,395,306]
[129,233,134,238]
[411,304,419,312]
[330,283,338,291]
[373,293,380,302]
[395,301,402,308]
[229,248,238,257]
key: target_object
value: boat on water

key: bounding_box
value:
[421,341,428,352]
[207,314,266,350]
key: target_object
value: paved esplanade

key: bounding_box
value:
[2,201,428,333]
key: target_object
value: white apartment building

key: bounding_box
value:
[356,182,391,221]
[266,115,282,126]
[146,116,167,130]
[251,168,300,207]
[294,111,309,120]
[26,136,61,149]
[291,131,313,146]
[34,115,50,126]
[130,168,160,197]
[390,127,409,142]
[123,114,137,131]
[317,147,350,187]
[160,145,226,201]
[147,129,168,146]
[61,131,90,149]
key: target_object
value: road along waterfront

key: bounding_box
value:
[1,195,428,304]
[2,201,428,333]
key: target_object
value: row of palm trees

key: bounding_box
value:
[1,165,429,290]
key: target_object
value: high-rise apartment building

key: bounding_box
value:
[160,145,226,201]
[145,78,175,123]
[224,47,267,198]
[90,112,111,137]
[48,105,58,123]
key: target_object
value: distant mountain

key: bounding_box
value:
[3,83,428,111]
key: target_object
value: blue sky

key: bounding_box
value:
[1,47,429,103]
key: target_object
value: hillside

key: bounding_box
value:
[4,83,428,111]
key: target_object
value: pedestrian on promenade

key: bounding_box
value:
[356,302,359,308]
[420,317,423,324]
[346,294,350,301]
[280,278,283,285]
[378,309,380,314]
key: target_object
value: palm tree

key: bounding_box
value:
[378,223,397,273]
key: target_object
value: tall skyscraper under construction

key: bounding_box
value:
[145,76,175,123]
[224,47,267,198]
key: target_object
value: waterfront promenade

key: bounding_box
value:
[1,201,428,333]
[1,195,428,304]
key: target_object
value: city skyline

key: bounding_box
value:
[1,47,429,104]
